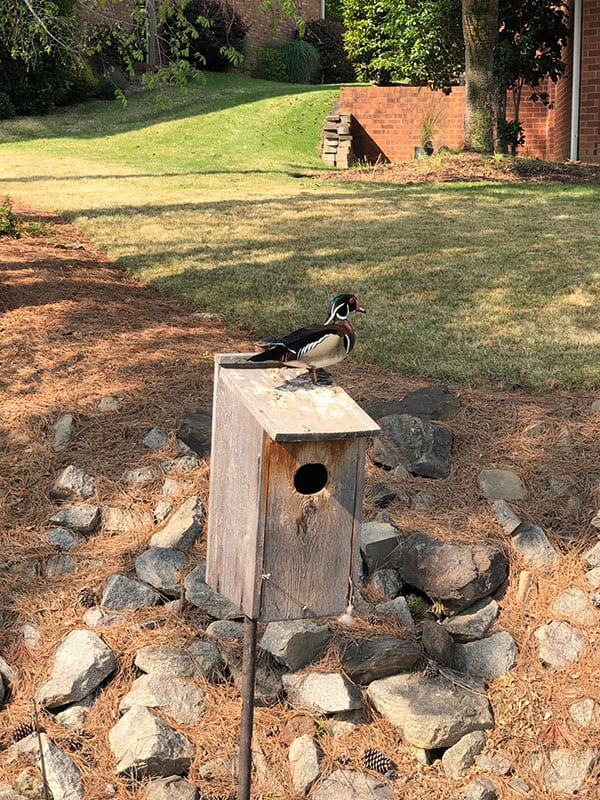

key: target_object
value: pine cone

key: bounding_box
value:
[368,614,384,626]
[77,587,96,608]
[11,721,34,742]
[361,747,397,777]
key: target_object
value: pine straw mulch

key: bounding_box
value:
[0,202,600,800]
[315,151,600,185]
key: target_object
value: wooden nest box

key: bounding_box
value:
[206,354,380,622]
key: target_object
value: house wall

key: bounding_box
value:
[578,0,600,161]
[339,84,551,163]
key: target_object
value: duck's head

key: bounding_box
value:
[325,294,366,325]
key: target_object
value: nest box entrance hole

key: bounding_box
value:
[294,462,328,495]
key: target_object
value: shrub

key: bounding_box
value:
[162,0,248,71]
[276,40,320,84]
[302,19,355,84]
[0,91,15,119]
[251,45,290,82]
[0,196,22,238]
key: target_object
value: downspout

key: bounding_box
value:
[320,0,326,19]
[570,0,583,160]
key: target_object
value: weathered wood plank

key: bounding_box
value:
[215,354,380,442]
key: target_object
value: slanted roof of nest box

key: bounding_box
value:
[215,353,380,442]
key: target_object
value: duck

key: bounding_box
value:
[248,293,366,383]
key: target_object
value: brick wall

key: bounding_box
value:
[339,84,551,163]
[579,0,600,161]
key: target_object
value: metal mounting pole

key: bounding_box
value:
[237,616,257,800]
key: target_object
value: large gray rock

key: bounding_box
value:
[462,778,498,800]
[150,495,204,550]
[101,574,161,610]
[454,632,518,679]
[551,587,597,627]
[144,777,198,800]
[260,620,331,671]
[360,521,403,574]
[370,413,453,478]
[289,734,322,795]
[283,672,362,715]
[478,469,526,500]
[442,730,487,778]
[48,504,101,534]
[442,598,499,643]
[187,640,224,680]
[177,407,212,458]
[109,705,195,778]
[37,629,116,708]
[399,532,508,612]
[366,386,460,422]
[511,523,558,569]
[135,547,188,598]
[142,427,168,449]
[341,636,422,684]
[135,644,211,679]
[52,413,75,452]
[535,620,585,669]
[0,783,27,800]
[311,769,393,800]
[119,673,205,724]
[532,748,597,794]
[11,733,84,800]
[51,465,95,501]
[367,670,493,749]
[184,565,242,619]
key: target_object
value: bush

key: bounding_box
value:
[162,0,248,71]
[0,91,15,119]
[0,196,22,238]
[302,19,355,83]
[277,40,320,84]
[251,45,290,82]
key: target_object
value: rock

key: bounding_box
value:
[135,644,206,679]
[51,465,95,501]
[109,705,195,778]
[368,568,402,599]
[119,673,205,724]
[360,521,403,574]
[154,500,173,523]
[22,623,41,649]
[475,750,513,775]
[46,527,77,550]
[366,386,460,422]
[585,566,600,588]
[102,507,153,532]
[289,734,322,794]
[98,396,120,412]
[421,619,455,667]
[462,777,498,800]
[101,574,161,610]
[206,619,245,639]
[177,407,212,458]
[225,649,284,706]
[126,466,157,485]
[454,631,518,679]
[14,732,84,799]
[161,455,199,473]
[375,595,415,629]
[0,783,27,800]
[53,693,94,730]
[369,482,397,508]
[83,607,125,627]
[150,495,204,550]
[532,747,597,794]
[135,548,188,598]
[568,698,600,729]
[399,532,509,612]
[144,777,198,800]
[371,413,453,478]
[535,620,586,669]
[490,499,522,535]
[184,565,242,619]
[478,469,526,500]
[341,636,422,684]
[260,619,331,671]
[46,553,77,576]
[187,640,224,680]
[311,768,393,800]
[142,427,168,449]
[52,413,75,452]
[37,629,116,708]
[550,587,597,627]
[48,504,101,534]
[367,671,493,749]
[510,523,558,569]
[584,540,600,567]
[442,598,499,642]
[282,672,362,715]
[442,730,487,778]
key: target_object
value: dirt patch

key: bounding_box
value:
[1,202,600,799]
[315,152,600,185]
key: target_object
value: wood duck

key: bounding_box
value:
[248,294,366,383]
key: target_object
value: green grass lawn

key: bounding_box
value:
[1,72,599,391]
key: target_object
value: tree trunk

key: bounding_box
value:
[462,0,499,152]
